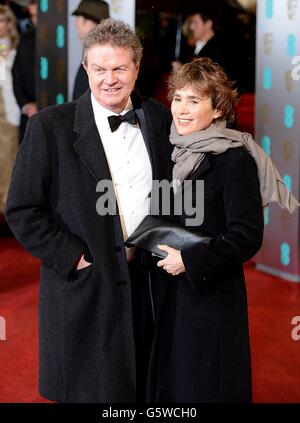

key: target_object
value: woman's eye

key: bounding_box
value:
[173,98,181,102]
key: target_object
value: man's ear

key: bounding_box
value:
[206,19,213,30]
[135,62,140,79]
[82,62,88,72]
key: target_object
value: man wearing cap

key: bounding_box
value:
[6,18,173,403]
[72,0,109,100]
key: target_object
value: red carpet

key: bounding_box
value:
[0,237,299,403]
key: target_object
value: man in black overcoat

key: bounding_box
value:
[6,18,173,403]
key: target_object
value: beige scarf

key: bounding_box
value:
[170,121,299,213]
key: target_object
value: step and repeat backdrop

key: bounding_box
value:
[36,0,136,108]
[36,0,68,109]
[255,0,300,282]
[36,0,300,282]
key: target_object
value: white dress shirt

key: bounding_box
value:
[91,93,152,252]
[194,40,207,56]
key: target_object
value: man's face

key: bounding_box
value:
[189,13,212,41]
[84,44,140,113]
[75,16,97,41]
[28,4,37,27]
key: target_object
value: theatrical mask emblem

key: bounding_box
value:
[282,140,293,162]
[280,209,290,231]
[55,0,64,15]
[264,33,274,55]
[111,0,123,13]
[287,0,298,20]
[261,103,271,128]
[39,90,49,110]
[285,70,294,92]
[40,23,50,47]
[55,59,65,84]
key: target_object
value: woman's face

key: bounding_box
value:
[0,15,11,38]
[171,85,220,136]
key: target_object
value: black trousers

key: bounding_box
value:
[129,257,155,404]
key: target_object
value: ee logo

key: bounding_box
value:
[40,0,49,13]
[287,34,296,57]
[261,135,271,156]
[280,242,291,266]
[283,174,292,192]
[56,25,65,49]
[266,0,274,18]
[284,105,295,128]
[263,68,272,90]
[40,56,49,80]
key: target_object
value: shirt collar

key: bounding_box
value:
[194,40,207,55]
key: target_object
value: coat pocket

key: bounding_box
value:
[65,246,95,289]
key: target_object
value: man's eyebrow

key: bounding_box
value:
[91,64,128,69]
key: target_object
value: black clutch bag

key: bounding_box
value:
[125,215,211,258]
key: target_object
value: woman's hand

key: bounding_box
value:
[157,245,186,276]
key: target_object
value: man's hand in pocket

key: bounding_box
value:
[76,254,92,270]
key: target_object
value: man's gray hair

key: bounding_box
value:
[82,18,143,64]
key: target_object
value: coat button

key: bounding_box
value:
[114,246,122,253]
[116,280,127,287]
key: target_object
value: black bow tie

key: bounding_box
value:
[108,109,138,132]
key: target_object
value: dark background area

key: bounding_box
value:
[136,0,256,97]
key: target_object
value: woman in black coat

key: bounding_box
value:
[148,58,265,403]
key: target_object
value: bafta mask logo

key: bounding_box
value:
[261,102,271,127]
[280,210,290,232]
[264,33,274,55]
[55,59,65,84]
[285,70,294,92]
[283,140,293,162]
[287,0,298,20]
[40,90,49,110]
[291,56,300,81]
[112,0,123,13]
[40,23,50,47]
[280,210,289,232]
[56,0,64,16]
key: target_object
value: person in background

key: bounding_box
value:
[8,0,36,34]
[172,5,234,81]
[0,4,20,214]
[11,0,36,142]
[72,0,109,100]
